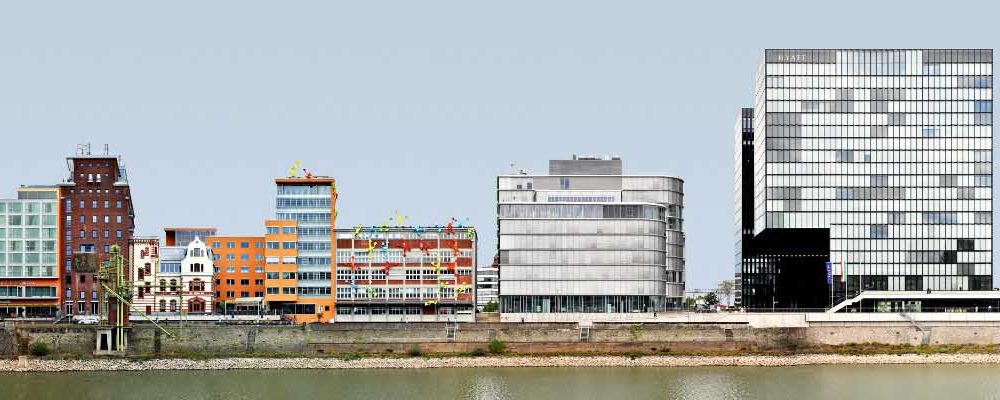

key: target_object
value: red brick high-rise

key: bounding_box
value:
[59,145,136,316]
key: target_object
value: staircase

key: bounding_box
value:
[827,292,865,313]
[900,312,931,345]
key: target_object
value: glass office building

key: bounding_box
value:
[268,177,337,322]
[498,156,685,313]
[738,49,994,311]
[0,187,61,317]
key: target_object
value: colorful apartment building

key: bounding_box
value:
[165,227,217,247]
[59,147,135,316]
[207,236,265,312]
[0,186,62,318]
[263,175,337,323]
[128,237,214,316]
[333,226,476,322]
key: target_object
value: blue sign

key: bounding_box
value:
[825,262,833,285]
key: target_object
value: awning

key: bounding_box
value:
[231,297,264,304]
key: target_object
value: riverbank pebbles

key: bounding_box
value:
[4,354,1000,372]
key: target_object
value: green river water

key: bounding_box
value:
[3,364,1000,399]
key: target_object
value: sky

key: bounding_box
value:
[0,0,996,290]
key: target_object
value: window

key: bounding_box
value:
[79,201,85,209]
[116,201,122,209]
[190,263,204,273]
[240,267,249,273]
[91,230,97,238]
[254,279,264,285]
[266,242,279,250]
[266,287,279,294]
[282,242,296,249]
[240,279,250,285]
[103,230,109,238]
[559,177,570,190]
[240,254,249,261]
[116,230,122,238]
[169,300,177,312]
[116,215,122,224]
[227,242,235,249]
[91,201,97,208]
[103,200,109,209]
[92,215,98,223]
[870,225,888,239]
[974,100,993,113]
[225,279,235,285]
[958,239,975,252]
[266,227,279,235]
[240,242,250,248]
[282,227,296,235]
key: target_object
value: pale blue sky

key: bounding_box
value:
[0,1,996,290]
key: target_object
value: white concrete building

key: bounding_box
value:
[129,237,214,316]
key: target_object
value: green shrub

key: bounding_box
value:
[338,352,362,362]
[488,339,506,354]
[408,345,422,357]
[626,351,645,360]
[29,341,50,357]
[470,347,486,357]
[483,301,499,313]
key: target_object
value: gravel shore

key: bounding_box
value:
[5,354,1000,372]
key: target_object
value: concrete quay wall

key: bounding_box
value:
[6,315,1000,357]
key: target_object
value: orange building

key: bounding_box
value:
[264,175,337,323]
[206,236,265,312]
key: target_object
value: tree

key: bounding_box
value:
[716,280,735,306]
[702,292,720,306]
[483,301,499,313]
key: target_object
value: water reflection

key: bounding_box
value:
[4,364,1000,400]
[465,373,512,400]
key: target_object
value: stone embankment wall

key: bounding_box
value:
[4,320,1000,357]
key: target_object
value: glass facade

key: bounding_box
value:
[275,182,333,297]
[498,158,685,313]
[739,49,993,309]
[0,196,59,280]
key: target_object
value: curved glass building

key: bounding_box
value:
[497,155,685,314]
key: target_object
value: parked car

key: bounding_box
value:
[74,315,99,325]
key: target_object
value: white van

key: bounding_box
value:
[74,315,99,325]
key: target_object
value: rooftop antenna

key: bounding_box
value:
[104,144,109,155]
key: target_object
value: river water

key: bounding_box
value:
[3,364,1000,399]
